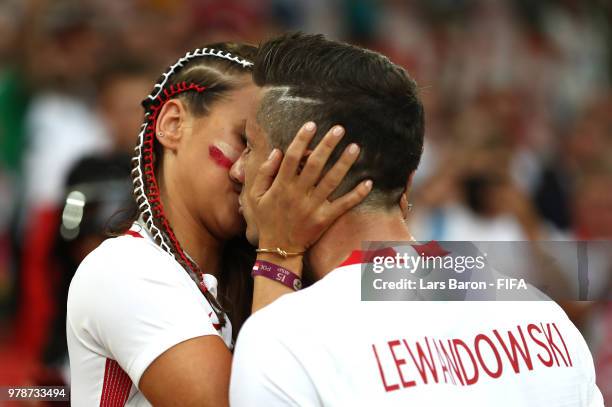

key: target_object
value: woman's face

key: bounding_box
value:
[175,77,258,240]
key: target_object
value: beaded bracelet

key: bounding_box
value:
[252,260,302,291]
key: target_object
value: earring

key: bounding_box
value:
[158,132,164,138]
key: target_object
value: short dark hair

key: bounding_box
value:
[253,32,424,208]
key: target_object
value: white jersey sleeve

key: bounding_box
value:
[230,309,320,407]
[67,235,222,397]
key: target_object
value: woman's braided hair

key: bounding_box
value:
[131,44,255,329]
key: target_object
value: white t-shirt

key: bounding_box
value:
[67,223,232,406]
[230,250,604,407]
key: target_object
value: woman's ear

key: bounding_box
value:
[155,99,187,150]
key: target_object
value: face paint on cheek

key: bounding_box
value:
[209,142,240,170]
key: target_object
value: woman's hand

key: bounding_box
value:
[245,122,372,312]
[247,121,373,255]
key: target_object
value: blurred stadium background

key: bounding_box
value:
[0,0,610,404]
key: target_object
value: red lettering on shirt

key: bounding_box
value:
[405,337,439,385]
[542,322,571,367]
[437,339,465,385]
[493,326,534,373]
[474,334,503,378]
[452,338,479,385]
[371,321,576,394]
[552,322,573,367]
[527,323,554,367]
[372,344,400,392]
[388,340,416,388]
[432,339,452,384]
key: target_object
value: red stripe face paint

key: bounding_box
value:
[209,142,240,170]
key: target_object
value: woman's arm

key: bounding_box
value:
[139,336,231,407]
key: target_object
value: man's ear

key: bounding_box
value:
[155,99,187,151]
[399,172,415,220]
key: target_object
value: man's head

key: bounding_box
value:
[231,33,425,244]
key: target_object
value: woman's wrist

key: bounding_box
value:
[251,253,304,312]
[252,260,302,291]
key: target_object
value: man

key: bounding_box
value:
[229,33,604,406]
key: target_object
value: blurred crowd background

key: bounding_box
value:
[0,0,610,404]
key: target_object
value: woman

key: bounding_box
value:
[67,43,369,406]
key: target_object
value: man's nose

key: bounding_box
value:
[229,155,245,184]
